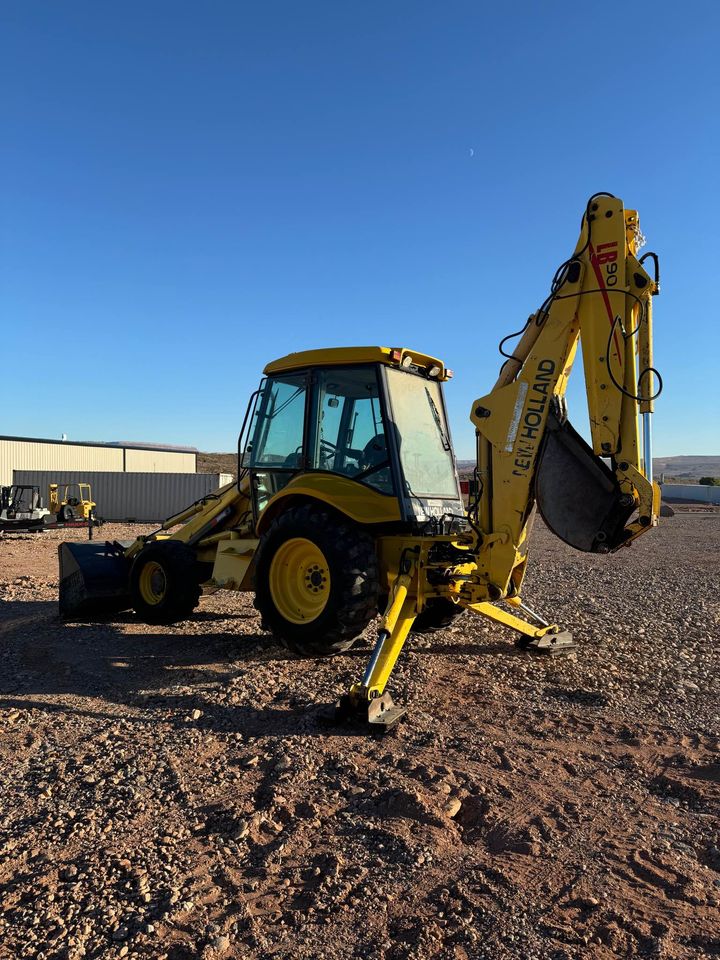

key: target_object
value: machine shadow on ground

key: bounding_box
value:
[0,597,527,739]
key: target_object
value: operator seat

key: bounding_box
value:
[360,434,386,471]
[283,451,303,468]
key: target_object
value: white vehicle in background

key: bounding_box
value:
[0,484,51,531]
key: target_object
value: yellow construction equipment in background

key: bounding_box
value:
[49,482,97,524]
[59,193,661,728]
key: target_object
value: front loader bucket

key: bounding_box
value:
[58,542,133,619]
[535,413,635,553]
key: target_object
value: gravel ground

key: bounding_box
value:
[0,516,718,960]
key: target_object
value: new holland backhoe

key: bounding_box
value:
[59,193,661,728]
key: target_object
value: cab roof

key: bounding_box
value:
[264,346,452,381]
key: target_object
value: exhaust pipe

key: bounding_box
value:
[58,541,133,619]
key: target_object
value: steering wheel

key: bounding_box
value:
[316,437,337,469]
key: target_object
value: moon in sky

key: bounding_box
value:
[469,148,474,157]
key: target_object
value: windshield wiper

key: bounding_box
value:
[424,388,451,451]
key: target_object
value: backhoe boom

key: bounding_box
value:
[468,193,660,602]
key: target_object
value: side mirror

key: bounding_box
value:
[240,442,253,468]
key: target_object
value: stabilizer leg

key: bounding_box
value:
[469,600,576,655]
[333,560,418,731]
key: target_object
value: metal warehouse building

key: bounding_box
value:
[0,435,197,486]
[14,470,233,522]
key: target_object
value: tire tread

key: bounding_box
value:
[130,541,202,625]
[254,502,379,657]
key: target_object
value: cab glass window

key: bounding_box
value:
[310,367,393,494]
[248,374,307,468]
[385,367,459,498]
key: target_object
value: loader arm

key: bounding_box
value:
[123,476,253,561]
[469,192,660,600]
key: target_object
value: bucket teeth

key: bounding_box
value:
[58,542,132,619]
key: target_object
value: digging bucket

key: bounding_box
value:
[535,413,635,553]
[58,541,133,618]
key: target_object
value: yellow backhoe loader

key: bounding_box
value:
[59,193,661,728]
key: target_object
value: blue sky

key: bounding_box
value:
[1,1,718,458]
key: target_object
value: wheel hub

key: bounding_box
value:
[138,560,167,605]
[307,567,324,589]
[269,538,331,624]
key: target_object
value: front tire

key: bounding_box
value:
[130,541,202,625]
[254,503,379,657]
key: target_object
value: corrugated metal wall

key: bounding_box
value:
[0,439,122,485]
[661,483,720,504]
[124,448,196,473]
[0,438,197,485]
[13,471,234,522]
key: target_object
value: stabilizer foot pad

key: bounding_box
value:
[320,692,407,733]
[516,630,576,656]
[367,693,407,730]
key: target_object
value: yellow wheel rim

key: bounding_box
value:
[138,560,167,606]
[268,537,331,624]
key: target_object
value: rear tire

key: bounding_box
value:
[59,505,75,523]
[130,541,202,625]
[410,598,465,634]
[254,502,379,657]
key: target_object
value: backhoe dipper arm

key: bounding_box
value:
[468,193,660,601]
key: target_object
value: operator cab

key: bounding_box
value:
[240,347,465,531]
